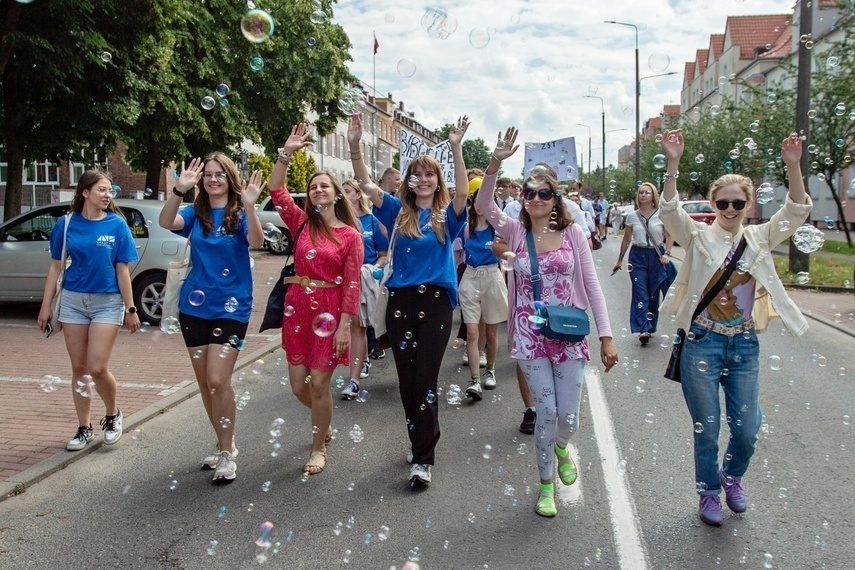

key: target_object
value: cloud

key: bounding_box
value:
[331,0,792,176]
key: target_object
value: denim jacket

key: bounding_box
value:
[659,192,813,337]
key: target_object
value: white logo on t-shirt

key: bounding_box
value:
[96,235,116,248]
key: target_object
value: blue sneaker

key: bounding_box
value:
[699,494,723,526]
[720,470,747,513]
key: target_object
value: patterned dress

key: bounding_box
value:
[270,187,363,371]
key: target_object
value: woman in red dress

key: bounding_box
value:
[269,123,364,475]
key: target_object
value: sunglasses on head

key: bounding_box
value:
[714,199,747,211]
[523,188,555,201]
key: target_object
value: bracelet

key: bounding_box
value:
[172,188,186,198]
[277,153,293,165]
[491,153,501,162]
[662,171,679,182]
[350,153,362,159]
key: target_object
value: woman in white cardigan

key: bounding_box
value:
[658,130,811,527]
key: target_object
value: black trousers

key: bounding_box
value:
[386,284,453,465]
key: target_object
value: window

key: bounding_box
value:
[2,208,66,242]
[339,135,345,159]
[25,160,59,184]
[69,151,105,185]
[120,208,149,239]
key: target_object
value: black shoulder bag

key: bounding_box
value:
[259,221,307,332]
[665,237,747,381]
[525,229,590,342]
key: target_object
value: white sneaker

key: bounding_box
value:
[409,463,431,484]
[66,425,93,451]
[483,369,497,389]
[359,360,371,379]
[479,351,487,367]
[100,410,123,445]
[202,440,238,470]
[341,379,360,400]
[213,450,236,484]
[465,380,483,401]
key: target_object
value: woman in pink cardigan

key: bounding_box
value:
[477,128,618,517]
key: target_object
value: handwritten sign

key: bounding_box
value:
[523,137,578,181]
[398,128,456,186]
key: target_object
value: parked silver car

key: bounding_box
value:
[0,199,187,325]
[256,194,306,255]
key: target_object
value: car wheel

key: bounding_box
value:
[266,228,292,255]
[134,272,166,325]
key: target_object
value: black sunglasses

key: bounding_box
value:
[714,199,747,211]
[523,188,556,201]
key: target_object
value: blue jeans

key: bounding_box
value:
[680,322,762,495]
[628,246,676,334]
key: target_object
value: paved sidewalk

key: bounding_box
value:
[0,253,286,485]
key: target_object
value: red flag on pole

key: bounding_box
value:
[373,32,379,55]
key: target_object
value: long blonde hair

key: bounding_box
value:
[395,155,450,244]
[343,178,372,215]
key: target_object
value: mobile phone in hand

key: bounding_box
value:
[44,321,54,338]
[610,267,621,276]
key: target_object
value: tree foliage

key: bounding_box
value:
[285,149,316,193]
[434,123,492,172]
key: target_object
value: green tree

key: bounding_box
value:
[0,0,168,219]
[285,149,316,193]
[248,152,274,202]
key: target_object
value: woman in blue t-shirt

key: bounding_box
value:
[158,152,264,484]
[340,179,389,399]
[38,170,140,453]
[348,112,471,486]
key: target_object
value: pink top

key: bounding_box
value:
[475,172,613,362]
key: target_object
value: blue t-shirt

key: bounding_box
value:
[358,213,389,266]
[174,207,253,322]
[372,192,399,233]
[50,212,138,294]
[464,226,499,268]
[384,195,467,308]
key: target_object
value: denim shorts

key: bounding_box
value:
[59,290,125,326]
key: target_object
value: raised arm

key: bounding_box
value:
[476,127,520,241]
[159,158,203,231]
[660,129,684,204]
[448,116,471,215]
[781,133,806,204]
[241,170,266,249]
[270,123,314,191]
[347,112,385,208]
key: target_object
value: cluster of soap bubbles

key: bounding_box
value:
[755,182,775,205]
[337,86,365,116]
[792,224,825,253]
[235,391,251,410]
[40,374,63,393]
[348,424,364,443]
[421,7,458,39]
[74,375,94,398]
[161,315,180,334]
[445,384,463,405]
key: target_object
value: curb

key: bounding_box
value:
[668,253,855,339]
[0,338,282,502]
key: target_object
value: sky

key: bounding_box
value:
[330,0,798,177]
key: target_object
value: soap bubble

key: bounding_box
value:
[777,220,790,232]
[694,422,704,433]
[188,289,206,306]
[769,355,782,370]
[792,225,824,253]
[74,375,93,398]
[695,154,705,164]
[224,297,238,313]
[100,51,112,63]
[269,418,285,438]
[647,52,670,72]
[756,182,775,204]
[241,10,274,43]
[697,361,709,372]
[312,312,337,337]
[310,9,329,24]
[397,58,417,78]
[249,56,264,72]
[421,7,458,39]
[200,96,216,111]
[215,83,230,98]
[263,223,282,241]
[652,154,667,169]
[349,424,364,443]
[796,271,810,285]
[255,521,274,548]
[40,375,62,393]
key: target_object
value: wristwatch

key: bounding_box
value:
[126,307,137,314]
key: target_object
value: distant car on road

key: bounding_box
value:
[0,200,187,325]
[256,194,306,255]
[681,200,716,225]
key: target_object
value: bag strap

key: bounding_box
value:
[385,215,400,274]
[59,213,71,277]
[690,237,748,322]
[639,209,665,256]
[525,230,543,302]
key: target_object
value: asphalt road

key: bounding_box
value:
[0,237,852,570]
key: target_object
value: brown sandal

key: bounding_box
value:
[305,450,326,475]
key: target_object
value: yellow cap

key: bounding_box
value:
[468,177,483,195]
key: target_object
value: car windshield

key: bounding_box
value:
[683,202,713,214]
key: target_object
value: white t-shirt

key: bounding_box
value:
[624,208,666,248]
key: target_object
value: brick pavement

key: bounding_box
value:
[0,253,286,482]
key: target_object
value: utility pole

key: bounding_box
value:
[791,0,812,274]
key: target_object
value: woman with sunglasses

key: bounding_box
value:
[348,112,470,486]
[476,128,618,517]
[159,153,265,484]
[658,130,810,526]
[612,183,677,345]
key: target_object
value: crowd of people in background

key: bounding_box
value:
[39,118,809,527]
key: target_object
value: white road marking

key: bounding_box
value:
[556,443,584,505]
[0,376,191,391]
[587,368,648,570]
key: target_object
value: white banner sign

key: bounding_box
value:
[398,128,456,186]
[523,137,578,181]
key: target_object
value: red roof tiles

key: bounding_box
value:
[709,34,725,61]
[725,14,792,59]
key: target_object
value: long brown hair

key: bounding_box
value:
[71,170,121,215]
[343,178,372,215]
[519,173,573,232]
[194,152,243,236]
[395,155,450,243]
[304,172,360,244]
[467,189,491,237]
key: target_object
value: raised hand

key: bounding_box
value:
[660,129,684,161]
[241,170,266,206]
[282,123,314,155]
[448,115,470,147]
[492,127,519,161]
[347,112,363,148]
[781,132,802,166]
[176,157,203,193]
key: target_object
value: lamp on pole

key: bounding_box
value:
[575,141,585,185]
[584,95,605,195]
[604,20,639,187]
[576,123,592,188]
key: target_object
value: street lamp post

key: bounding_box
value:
[605,20,639,187]
[576,123,592,188]
[575,141,585,185]
[584,95,605,195]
